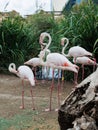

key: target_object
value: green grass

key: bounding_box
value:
[0,110,39,130]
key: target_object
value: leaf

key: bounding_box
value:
[93,39,98,49]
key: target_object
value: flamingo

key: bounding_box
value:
[8,63,35,110]
[39,33,79,111]
[39,32,51,50]
[39,32,52,80]
[61,38,93,62]
[24,50,50,83]
[60,37,70,87]
[73,56,97,80]
[24,32,51,82]
[24,58,41,80]
[61,37,93,83]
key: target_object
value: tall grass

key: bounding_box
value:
[60,0,98,59]
[0,16,38,71]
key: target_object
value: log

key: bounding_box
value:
[58,67,98,130]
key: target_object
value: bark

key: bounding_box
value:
[58,67,98,130]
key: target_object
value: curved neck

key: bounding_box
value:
[41,33,52,51]
[61,38,69,57]
[8,63,17,74]
[44,34,51,52]
[39,54,47,67]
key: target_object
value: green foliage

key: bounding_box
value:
[0,16,38,71]
[26,11,60,52]
[59,0,98,80]
[28,12,54,32]
[60,0,98,59]
[0,1,98,80]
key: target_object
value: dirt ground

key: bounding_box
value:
[0,74,74,130]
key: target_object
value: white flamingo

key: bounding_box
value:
[24,32,51,82]
[61,37,94,82]
[8,63,35,110]
[73,56,97,80]
[24,51,51,82]
[61,38,93,62]
[39,33,79,111]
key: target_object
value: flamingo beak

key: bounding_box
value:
[24,61,27,65]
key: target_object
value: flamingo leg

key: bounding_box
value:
[20,80,25,109]
[41,66,46,83]
[56,69,61,111]
[73,58,78,85]
[30,87,35,110]
[61,70,64,90]
[49,69,54,111]
[45,69,54,111]
[34,67,37,83]
[46,66,49,80]
[74,72,78,85]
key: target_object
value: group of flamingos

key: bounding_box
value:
[8,32,97,111]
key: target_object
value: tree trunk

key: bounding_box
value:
[58,67,98,130]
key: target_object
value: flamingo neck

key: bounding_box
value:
[61,38,69,57]
[39,55,47,67]
[44,33,51,51]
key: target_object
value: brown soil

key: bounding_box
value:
[0,74,74,130]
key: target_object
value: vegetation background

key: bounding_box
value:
[0,0,98,80]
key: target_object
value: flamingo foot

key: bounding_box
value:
[19,106,24,109]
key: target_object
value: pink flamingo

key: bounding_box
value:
[24,58,41,81]
[60,38,70,86]
[73,56,97,80]
[24,50,50,83]
[39,33,79,111]
[24,33,51,82]
[61,37,93,83]
[8,63,35,110]
[61,39,93,62]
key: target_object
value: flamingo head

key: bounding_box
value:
[24,60,32,66]
[61,38,66,46]
[39,32,51,46]
[39,32,47,45]
[70,66,79,73]
[74,65,79,72]
[71,64,79,73]
[8,63,17,74]
[30,79,35,86]
[61,37,69,46]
